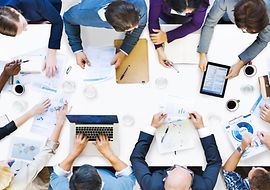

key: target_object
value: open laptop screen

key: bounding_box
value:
[66,115,118,124]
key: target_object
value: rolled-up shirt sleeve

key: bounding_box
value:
[115,166,133,177]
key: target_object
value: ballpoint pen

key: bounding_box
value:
[161,126,169,143]
[120,65,130,80]
[165,61,180,73]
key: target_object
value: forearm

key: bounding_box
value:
[14,109,35,128]
[50,123,64,143]
[47,48,57,57]
[0,72,10,92]
[223,150,241,172]
[59,153,77,172]
[104,152,128,172]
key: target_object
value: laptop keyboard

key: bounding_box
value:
[76,126,113,141]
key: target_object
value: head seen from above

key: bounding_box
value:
[105,1,140,33]
[0,6,28,37]
[165,0,202,15]
[234,0,269,34]
[164,165,194,190]
[0,163,13,189]
[69,164,102,190]
[248,167,270,190]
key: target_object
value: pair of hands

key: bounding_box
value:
[240,131,270,151]
[30,99,70,126]
[199,53,245,80]
[151,111,204,129]
[71,134,113,158]
[75,51,126,69]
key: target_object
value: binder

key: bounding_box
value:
[258,75,270,99]
[114,39,149,84]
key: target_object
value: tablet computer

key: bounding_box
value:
[200,62,230,98]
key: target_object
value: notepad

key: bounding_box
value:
[19,55,43,73]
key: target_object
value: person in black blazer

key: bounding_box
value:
[130,112,222,190]
[0,0,63,78]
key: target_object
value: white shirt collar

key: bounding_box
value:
[98,5,108,21]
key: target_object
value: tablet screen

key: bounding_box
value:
[200,62,230,97]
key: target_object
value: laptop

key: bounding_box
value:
[67,115,120,156]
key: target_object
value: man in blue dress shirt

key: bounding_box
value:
[0,0,63,78]
[63,0,147,69]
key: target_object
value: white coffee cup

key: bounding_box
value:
[12,84,25,96]
[83,85,97,99]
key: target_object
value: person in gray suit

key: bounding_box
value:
[197,0,270,79]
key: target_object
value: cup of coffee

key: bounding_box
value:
[244,64,257,77]
[226,99,240,112]
[12,84,25,96]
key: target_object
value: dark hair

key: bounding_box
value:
[105,1,140,32]
[0,6,19,36]
[69,165,102,190]
[234,0,269,33]
[165,0,205,13]
[250,169,270,190]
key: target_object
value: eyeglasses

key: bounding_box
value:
[165,165,194,187]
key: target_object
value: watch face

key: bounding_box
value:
[237,146,242,153]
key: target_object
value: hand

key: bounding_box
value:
[150,29,167,45]
[156,47,170,68]
[30,99,51,116]
[3,60,21,77]
[189,112,204,129]
[94,134,113,158]
[257,131,270,150]
[111,51,126,68]
[75,51,90,69]
[151,112,167,129]
[42,49,58,78]
[71,133,89,157]
[199,53,208,72]
[260,104,270,123]
[226,60,244,79]
[56,101,71,126]
[240,132,252,151]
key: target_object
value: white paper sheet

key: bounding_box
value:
[83,46,116,82]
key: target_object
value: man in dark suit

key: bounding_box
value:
[130,112,222,190]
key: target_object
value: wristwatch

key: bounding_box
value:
[236,146,244,154]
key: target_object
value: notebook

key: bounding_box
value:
[114,39,149,84]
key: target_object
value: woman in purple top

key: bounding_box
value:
[149,0,209,67]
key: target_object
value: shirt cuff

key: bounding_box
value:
[45,139,60,153]
[120,49,128,56]
[142,125,157,136]
[197,127,212,138]
[115,166,133,177]
[53,164,71,177]
[74,49,83,54]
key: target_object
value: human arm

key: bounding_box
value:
[223,133,252,172]
[197,0,226,71]
[10,102,70,189]
[189,112,222,190]
[95,134,127,171]
[0,60,21,92]
[37,0,63,77]
[0,99,50,140]
[130,113,166,189]
[120,0,147,56]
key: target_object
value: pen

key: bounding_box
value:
[20,71,41,74]
[120,65,130,80]
[165,61,180,73]
[22,60,29,63]
[161,126,169,143]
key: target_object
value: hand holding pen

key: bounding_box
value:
[165,60,180,73]
[3,59,22,77]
